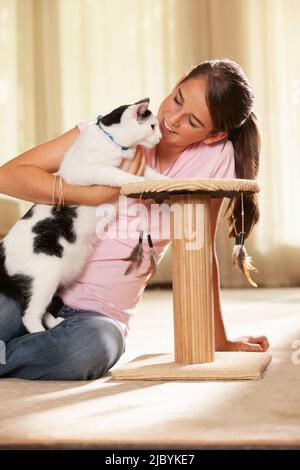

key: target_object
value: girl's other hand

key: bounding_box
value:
[119,145,146,177]
[218,335,270,352]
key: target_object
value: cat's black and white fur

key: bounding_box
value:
[0,98,169,333]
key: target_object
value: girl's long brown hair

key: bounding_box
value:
[183,59,260,239]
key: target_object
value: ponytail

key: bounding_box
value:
[224,111,261,239]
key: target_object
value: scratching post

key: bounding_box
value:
[171,194,214,364]
[111,178,272,381]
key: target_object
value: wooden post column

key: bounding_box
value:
[170,194,214,364]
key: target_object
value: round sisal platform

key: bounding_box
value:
[120,177,260,200]
[111,352,272,381]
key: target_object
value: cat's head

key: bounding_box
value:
[98,98,162,149]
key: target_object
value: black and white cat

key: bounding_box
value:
[0,98,169,333]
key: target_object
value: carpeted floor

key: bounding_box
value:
[0,287,299,450]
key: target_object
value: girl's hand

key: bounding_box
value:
[217,335,270,352]
[120,145,146,177]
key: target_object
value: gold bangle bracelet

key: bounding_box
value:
[52,174,65,211]
[52,174,58,207]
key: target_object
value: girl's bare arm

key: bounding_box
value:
[211,198,269,352]
[210,198,228,349]
[0,128,146,206]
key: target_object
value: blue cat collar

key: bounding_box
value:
[96,115,129,151]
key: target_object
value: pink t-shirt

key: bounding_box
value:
[60,119,236,337]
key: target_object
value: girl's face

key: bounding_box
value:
[157,77,226,147]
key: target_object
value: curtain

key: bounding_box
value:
[207,0,300,287]
[0,0,299,286]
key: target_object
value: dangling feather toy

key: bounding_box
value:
[123,232,158,279]
[232,192,258,287]
[123,230,145,275]
[122,193,159,279]
[136,234,158,279]
[232,232,258,288]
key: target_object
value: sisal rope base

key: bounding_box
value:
[111,352,272,381]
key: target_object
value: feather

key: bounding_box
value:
[232,244,258,288]
[136,247,158,279]
[122,231,144,275]
[149,247,158,273]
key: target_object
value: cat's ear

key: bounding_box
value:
[130,98,150,119]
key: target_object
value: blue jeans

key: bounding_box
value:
[0,292,126,381]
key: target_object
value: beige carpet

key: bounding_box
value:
[0,287,300,449]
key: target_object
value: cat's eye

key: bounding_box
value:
[151,124,155,130]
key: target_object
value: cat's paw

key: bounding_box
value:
[22,313,45,333]
[153,174,171,181]
[143,167,171,181]
[43,312,64,329]
[123,175,145,184]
